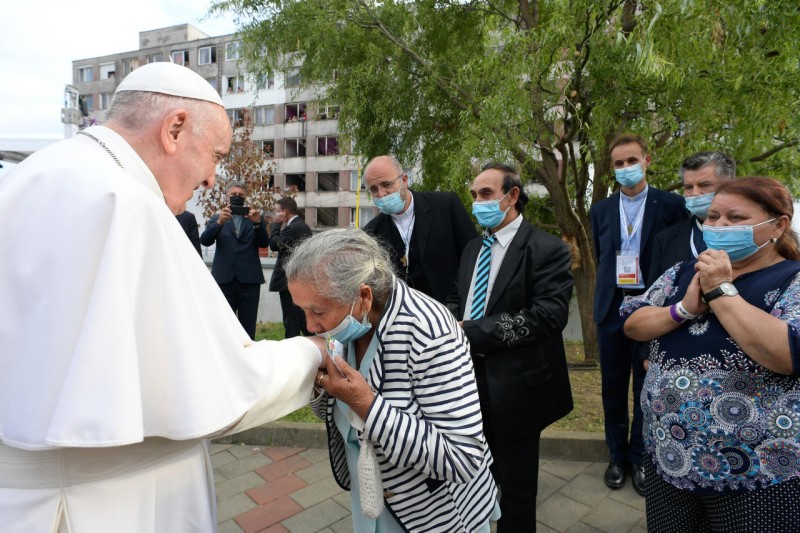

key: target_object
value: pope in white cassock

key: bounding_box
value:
[0,62,325,532]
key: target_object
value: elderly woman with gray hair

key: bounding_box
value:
[285,228,499,532]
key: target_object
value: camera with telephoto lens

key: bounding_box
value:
[229,195,250,216]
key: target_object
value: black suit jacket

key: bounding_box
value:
[648,216,705,282]
[268,216,313,292]
[365,191,477,304]
[175,211,201,257]
[200,214,269,284]
[590,187,688,324]
[453,220,574,441]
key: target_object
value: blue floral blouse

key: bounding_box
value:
[620,259,800,493]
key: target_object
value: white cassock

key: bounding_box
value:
[0,126,320,532]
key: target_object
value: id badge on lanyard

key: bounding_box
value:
[617,195,645,287]
[616,253,640,285]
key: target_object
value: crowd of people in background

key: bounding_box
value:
[1,61,798,532]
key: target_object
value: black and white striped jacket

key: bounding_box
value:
[312,279,498,532]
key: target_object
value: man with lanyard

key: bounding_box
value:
[648,151,736,282]
[589,134,687,496]
[363,155,476,304]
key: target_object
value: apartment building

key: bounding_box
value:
[67,23,374,229]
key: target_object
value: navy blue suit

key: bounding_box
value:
[590,186,687,466]
[648,216,705,283]
[201,214,268,339]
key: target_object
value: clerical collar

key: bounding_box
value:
[621,185,649,202]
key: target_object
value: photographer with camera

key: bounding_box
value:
[201,181,269,339]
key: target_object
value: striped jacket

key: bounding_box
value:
[312,279,498,532]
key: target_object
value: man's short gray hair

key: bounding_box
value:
[226,181,246,193]
[105,91,209,135]
[284,229,395,305]
[679,151,736,182]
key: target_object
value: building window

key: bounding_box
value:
[317,101,339,120]
[318,207,338,227]
[198,46,216,65]
[350,170,363,191]
[254,106,275,126]
[256,72,275,90]
[99,92,112,110]
[171,50,189,66]
[122,58,137,76]
[350,207,375,228]
[78,67,93,82]
[226,41,242,61]
[205,77,218,91]
[317,173,339,192]
[286,173,306,192]
[226,108,246,127]
[147,53,163,64]
[226,75,244,93]
[284,102,306,122]
[317,136,339,156]
[260,140,275,156]
[83,95,94,113]
[285,68,301,88]
[285,139,306,158]
[99,63,115,80]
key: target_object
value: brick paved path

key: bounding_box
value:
[212,443,648,533]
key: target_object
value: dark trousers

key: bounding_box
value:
[487,431,541,532]
[598,292,646,465]
[279,289,309,338]
[473,356,540,531]
[220,279,261,340]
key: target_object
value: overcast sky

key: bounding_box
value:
[0,1,238,139]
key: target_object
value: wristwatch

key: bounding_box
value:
[703,282,738,303]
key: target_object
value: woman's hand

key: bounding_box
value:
[316,356,375,421]
[682,272,709,316]
[695,249,734,293]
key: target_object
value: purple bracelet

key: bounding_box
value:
[669,304,687,324]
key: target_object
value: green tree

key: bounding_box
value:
[213,0,800,362]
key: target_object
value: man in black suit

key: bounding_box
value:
[453,162,574,532]
[175,208,202,256]
[200,181,268,339]
[268,196,312,338]
[589,134,688,496]
[363,155,476,303]
[648,151,736,282]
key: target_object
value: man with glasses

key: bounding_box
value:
[363,155,476,303]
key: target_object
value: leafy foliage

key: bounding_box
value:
[211,0,800,360]
[197,108,285,219]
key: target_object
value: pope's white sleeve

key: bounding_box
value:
[219,336,321,436]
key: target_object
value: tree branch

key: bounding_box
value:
[748,139,799,163]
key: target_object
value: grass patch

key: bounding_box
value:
[256,325,604,431]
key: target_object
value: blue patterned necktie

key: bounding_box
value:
[470,234,497,319]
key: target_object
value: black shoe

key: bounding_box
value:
[631,463,646,497]
[604,461,626,489]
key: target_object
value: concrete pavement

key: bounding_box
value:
[213,424,648,533]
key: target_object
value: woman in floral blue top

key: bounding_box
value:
[621,177,800,532]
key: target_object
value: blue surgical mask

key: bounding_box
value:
[615,164,645,188]
[373,191,405,215]
[318,300,371,345]
[472,191,510,229]
[702,218,776,262]
[685,192,715,220]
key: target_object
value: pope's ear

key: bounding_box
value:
[160,109,189,155]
